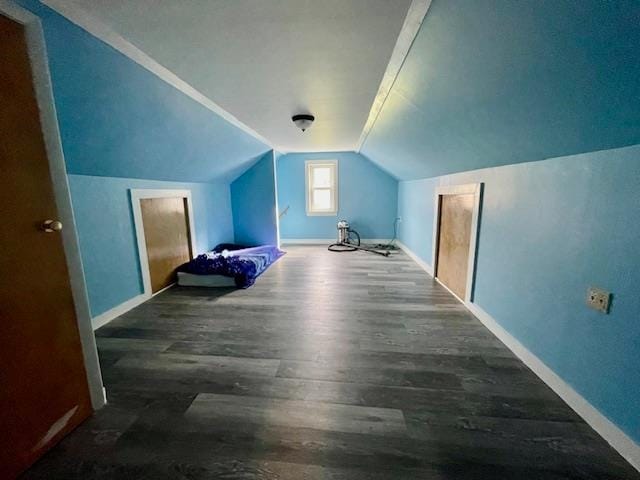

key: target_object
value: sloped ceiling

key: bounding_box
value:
[27,0,640,182]
[20,0,271,183]
[44,0,412,153]
[361,0,640,180]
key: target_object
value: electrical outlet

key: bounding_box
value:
[586,287,611,314]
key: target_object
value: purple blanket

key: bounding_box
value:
[178,245,285,288]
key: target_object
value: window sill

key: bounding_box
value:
[306,211,338,217]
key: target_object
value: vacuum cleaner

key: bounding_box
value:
[328,220,391,257]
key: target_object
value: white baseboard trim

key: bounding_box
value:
[363,239,394,245]
[152,282,175,297]
[434,276,465,305]
[281,238,334,244]
[395,240,434,276]
[91,293,148,330]
[397,237,639,471]
[467,302,640,472]
[281,238,392,245]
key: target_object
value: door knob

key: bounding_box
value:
[42,219,63,232]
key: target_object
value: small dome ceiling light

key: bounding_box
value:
[292,114,315,132]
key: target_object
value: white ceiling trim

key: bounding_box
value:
[277,147,363,155]
[42,0,273,149]
[355,0,432,152]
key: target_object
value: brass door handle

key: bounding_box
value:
[42,219,63,232]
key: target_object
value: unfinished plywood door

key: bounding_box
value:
[140,197,192,293]
[0,14,92,479]
[436,194,474,299]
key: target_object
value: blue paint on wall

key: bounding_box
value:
[230,152,278,246]
[362,0,640,180]
[277,152,398,239]
[69,175,233,317]
[12,1,263,318]
[17,0,270,182]
[397,178,437,264]
[397,144,640,443]
[273,150,285,240]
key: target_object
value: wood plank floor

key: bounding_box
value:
[24,246,639,479]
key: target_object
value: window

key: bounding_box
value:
[305,160,338,215]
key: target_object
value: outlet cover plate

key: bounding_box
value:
[586,286,611,314]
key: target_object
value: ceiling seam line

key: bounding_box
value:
[41,0,274,149]
[355,0,432,153]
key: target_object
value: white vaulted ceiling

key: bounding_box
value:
[45,0,412,152]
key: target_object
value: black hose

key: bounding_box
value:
[373,217,400,250]
[328,243,357,252]
[328,227,390,257]
[328,227,361,252]
[347,229,361,246]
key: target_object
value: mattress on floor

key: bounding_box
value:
[178,244,285,288]
[177,271,236,287]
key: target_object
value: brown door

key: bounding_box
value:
[140,197,192,293]
[0,14,92,479]
[435,193,474,299]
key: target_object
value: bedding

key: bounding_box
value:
[178,244,285,288]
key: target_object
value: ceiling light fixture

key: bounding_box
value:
[292,114,315,132]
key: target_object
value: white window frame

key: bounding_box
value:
[305,160,338,216]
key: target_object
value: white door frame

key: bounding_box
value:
[0,1,106,409]
[130,189,197,297]
[272,151,281,248]
[431,183,483,303]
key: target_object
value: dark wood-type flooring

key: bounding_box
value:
[24,246,639,479]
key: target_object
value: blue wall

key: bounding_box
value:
[230,152,279,246]
[277,152,398,239]
[18,0,270,182]
[397,178,437,264]
[69,175,233,318]
[362,0,640,180]
[14,0,266,318]
[397,144,640,443]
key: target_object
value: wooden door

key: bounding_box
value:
[436,194,474,299]
[140,197,192,293]
[0,14,92,478]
